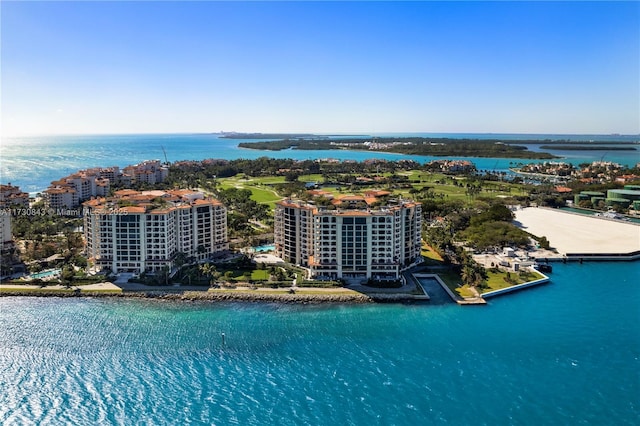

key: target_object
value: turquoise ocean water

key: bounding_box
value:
[1,133,638,194]
[1,133,639,423]
[1,262,639,424]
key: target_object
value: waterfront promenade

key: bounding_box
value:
[513,207,640,257]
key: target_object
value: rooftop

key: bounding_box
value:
[84,189,223,214]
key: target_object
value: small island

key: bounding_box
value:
[238,136,559,159]
[220,132,322,139]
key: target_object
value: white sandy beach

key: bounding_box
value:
[513,208,640,255]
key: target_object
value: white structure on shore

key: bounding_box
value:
[275,198,422,280]
[83,189,228,273]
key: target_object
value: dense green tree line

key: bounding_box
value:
[422,199,532,257]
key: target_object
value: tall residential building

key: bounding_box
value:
[1,214,11,245]
[83,189,227,273]
[274,200,314,267]
[275,197,422,280]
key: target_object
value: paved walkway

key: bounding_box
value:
[0,282,121,291]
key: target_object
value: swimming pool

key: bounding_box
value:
[29,269,61,279]
[253,244,275,252]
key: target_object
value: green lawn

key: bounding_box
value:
[215,267,289,282]
[433,270,463,293]
[426,270,476,299]
[217,176,283,208]
[253,176,287,185]
[218,175,286,186]
[455,285,477,298]
[299,173,324,183]
[482,269,545,292]
[251,269,270,281]
[218,168,528,211]
[421,243,444,262]
[247,187,282,204]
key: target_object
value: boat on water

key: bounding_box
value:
[535,264,553,273]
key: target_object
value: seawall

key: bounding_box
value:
[0,289,432,304]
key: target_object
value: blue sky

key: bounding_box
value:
[2,1,638,136]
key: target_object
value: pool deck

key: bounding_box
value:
[513,207,640,258]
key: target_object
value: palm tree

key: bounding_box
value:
[461,266,475,287]
[156,266,170,286]
[61,265,75,288]
[173,251,189,269]
[198,263,217,287]
[184,267,198,286]
[472,270,485,288]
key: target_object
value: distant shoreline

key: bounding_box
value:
[237,136,560,159]
[539,145,636,151]
[219,132,369,139]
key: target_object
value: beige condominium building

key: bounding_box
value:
[275,197,422,280]
[83,189,227,273]
[44,160,169,210]
[0,184,29,208]
[1,214,11,246]
[0,184,30,249]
